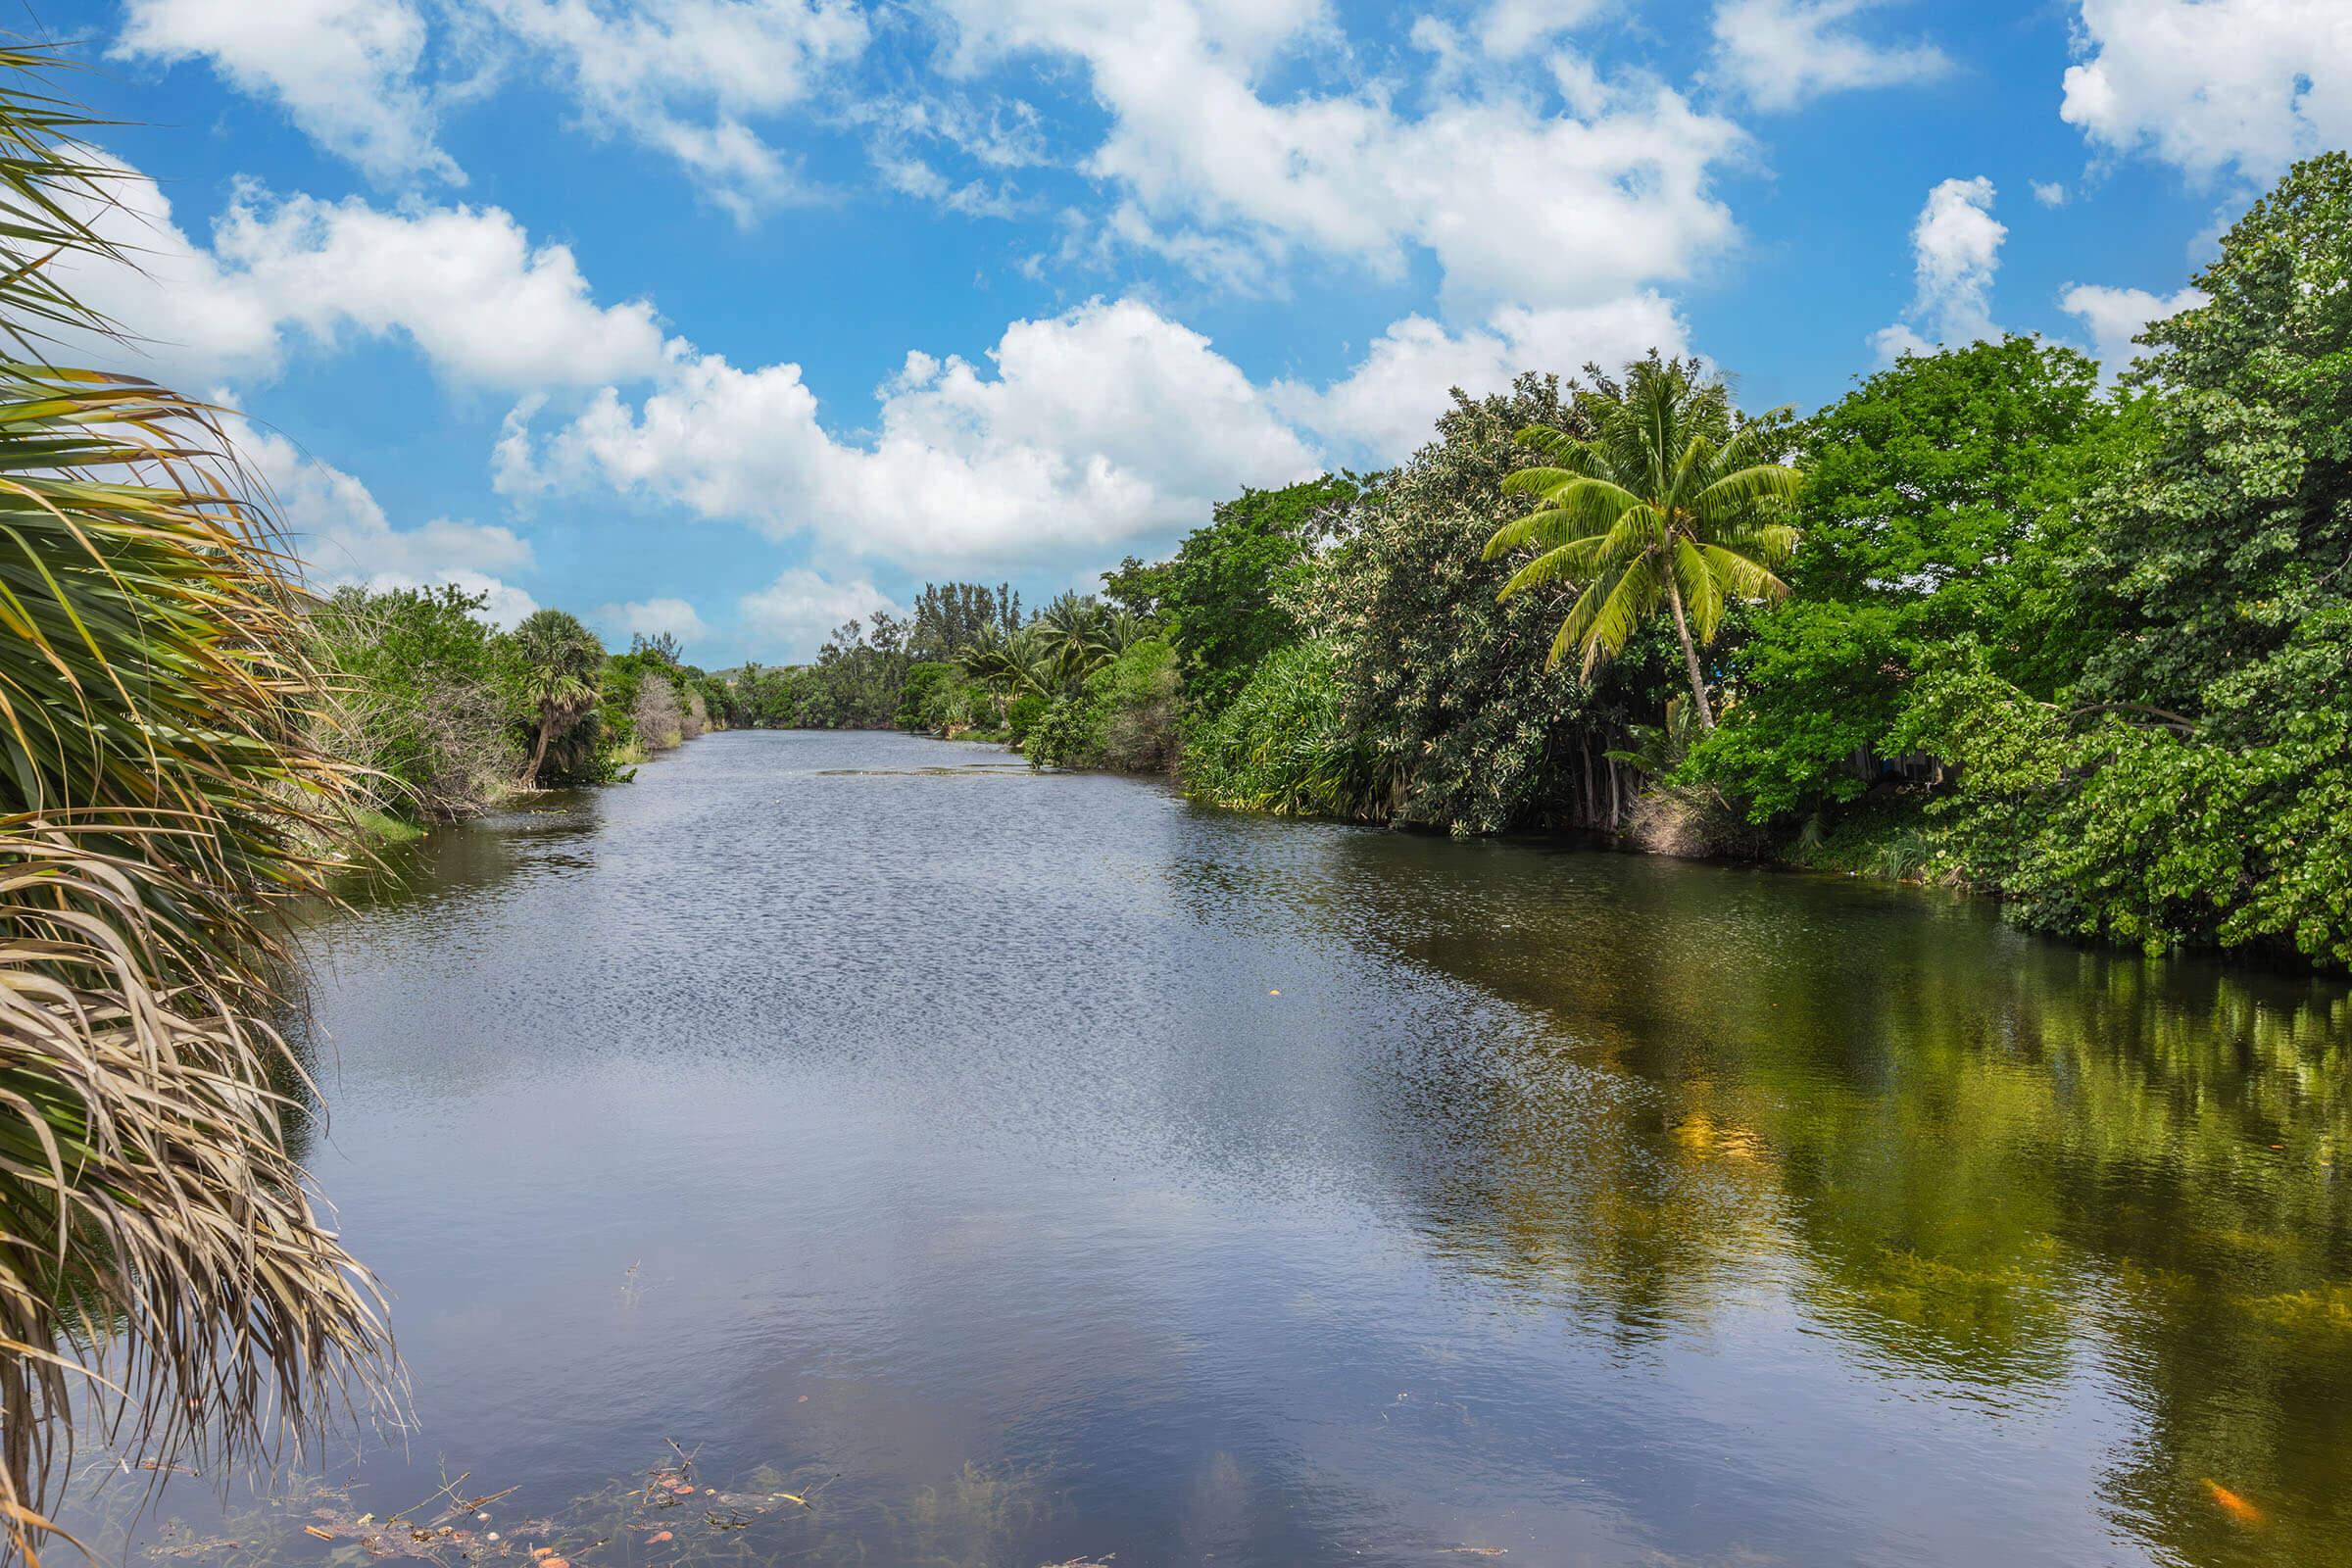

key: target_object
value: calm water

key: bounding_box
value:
[70,730,2352,1566]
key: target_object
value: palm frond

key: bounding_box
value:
[0,58,396,1564]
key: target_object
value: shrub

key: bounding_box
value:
[1183,641,1386,816]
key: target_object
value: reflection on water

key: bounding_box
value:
[69,731,2352,1567]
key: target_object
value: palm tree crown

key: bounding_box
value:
[513,610,606,784]
[1484,357,1800,727]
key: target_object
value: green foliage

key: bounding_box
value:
[1690,336,2141,819]
[0,53,391,1552]
[1183,641,1386,816]
[1152,475,1360,715]
[1885,154,2352,966]
[1024,639,1181,771]
[510,608,608,786]
[1004,691,1049,742]
[309,584,524,821]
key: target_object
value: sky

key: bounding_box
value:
[35,0,2352,662]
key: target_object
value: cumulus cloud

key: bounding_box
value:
[598,597,714,647]
[1270,294,1690,465]
[934,0,1745,314]
[232,421,540,623]
[47,158,675,394]
[1871,175,2004,363]
[1710,0,1950,111]
[116,0,462,186]
[738,568,901,660]
[2059,282,2207,372]
[502,298,1318,568]
[2060,0,2352,181]
[2032,180,2069,207]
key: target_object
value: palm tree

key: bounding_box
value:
[1484,358,1800,728]
[513,610,606,785]
[0,50,390,1560]
[956,621,1054,716]
[1031,592,1108,686]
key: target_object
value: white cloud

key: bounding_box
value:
[503,297,1318,568]
[1474,0,1611,60]
[599,597,715,647]
[2059,282,2207,371]
[231,421,540,623]
[1271,294,1689,464]
[50,158,676,394]
[1711,0,1950,111]
[115,0,462,186]
[1872,175,2004,363]
[481,0,868,220]
[738,568,901,660]
[211,190,677,389]
[935,0,1745,314]
[878,156,1027,220]
[2032,179,2069,207]
[2060,0,2352,181]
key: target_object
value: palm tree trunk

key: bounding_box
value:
[524,711,556,786]
[1663,574,1717,729]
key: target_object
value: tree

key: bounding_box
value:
[513,610,607,785]
[1485,357,1799,728]
[1154,475,1360,715]
[1899,153,2352,964]
[0,53,390,1554]
[1688,337,2141,819]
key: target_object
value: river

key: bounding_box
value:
[68,729,2352,1566]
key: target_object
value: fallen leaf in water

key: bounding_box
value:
[796,1395,808,1402]
[532,1548,551,1558]
[649,1532,673,1544]
[303,1527,334,1541]
[2205,1478,2265,1526]
[541,1558,568,1567]
[1268,989,1280,996]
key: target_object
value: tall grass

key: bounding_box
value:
[0,46,391,1562]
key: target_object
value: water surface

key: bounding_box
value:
[74,730,2352,1566]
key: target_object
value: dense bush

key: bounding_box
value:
[1182,641,1387,816]
[309,584,525,821]
[1025,639,1181,771]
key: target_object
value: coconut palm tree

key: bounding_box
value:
[1484,358,1800,728]
[956,621,1054,715]
[513,610,606,785]
[0,49,390,1561]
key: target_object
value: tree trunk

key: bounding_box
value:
[1663,573,1717,729]
[524,710,557,787]
[1580,733,1596,827]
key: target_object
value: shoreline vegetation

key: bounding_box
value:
[566,153,2348,976]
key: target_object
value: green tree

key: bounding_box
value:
[1485,357,1799,728]
[1689,337,2141,819]
[513,609,607,785]
[1155,475,1360,715]
[1901,154,2352,964]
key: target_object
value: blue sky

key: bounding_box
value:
[47,0,2351,662]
